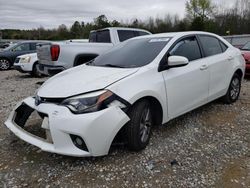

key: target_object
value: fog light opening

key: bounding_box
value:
[70,135,89,152]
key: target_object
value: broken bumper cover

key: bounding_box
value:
[5,97,130,157]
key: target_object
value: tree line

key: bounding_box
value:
[1,0,250,40]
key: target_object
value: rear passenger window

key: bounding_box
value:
[118,30,136,42]
[170,37,202,61]
[199,36,223,56]
[89,30,111,43]
[137,31,149,36]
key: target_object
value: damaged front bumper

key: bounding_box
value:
[5,97,130,157]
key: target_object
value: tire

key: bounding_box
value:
[222,73,241,104]
[0,58,11,70]
[125,100,153,151]
[31,62,42,77]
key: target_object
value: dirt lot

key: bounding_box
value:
[0,70,249,188]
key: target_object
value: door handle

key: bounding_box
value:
[228,56,233,60]
[200,64,208,70]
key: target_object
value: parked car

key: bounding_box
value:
[241,41,250,75]
[224,34,250,49]
[37,27,151,76]
[13,53,42,77]
[5,31,245,157]
[0,41,11,49]
[0,41,47,70]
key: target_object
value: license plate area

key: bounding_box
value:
[14,103,51,142]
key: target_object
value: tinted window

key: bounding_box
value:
[170,37,202,61]
[89,30,111,43]
[13,43,30,51]
[91,38,170,68]
[232,37,250,46]
[242,42,250,51]
[138,31,149,36]
[118,30,136,42]
[30,43,37,50]
[199,36,223,56]
[220,41,228,52]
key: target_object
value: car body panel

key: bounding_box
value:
[5,97,130,157]
[13,53,38,72]
[38,65,139,98]
[241,50,250,75]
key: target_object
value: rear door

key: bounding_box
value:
[162,35,209,119]
[198,35,232,101]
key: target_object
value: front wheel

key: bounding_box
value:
[125,100,153,151]
[222,73,241,104]
[0,58,11,70]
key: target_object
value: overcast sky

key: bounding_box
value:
[0,0,237,29]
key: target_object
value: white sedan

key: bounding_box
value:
[5,32,245,157]
[13,53,41,76]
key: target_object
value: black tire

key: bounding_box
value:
[0,58,11,70]
[31,62,42,77]
[125,100,153,151]
[222,73,241,104]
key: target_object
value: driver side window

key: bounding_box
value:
[13,43,30,52]
[170,36,202,62]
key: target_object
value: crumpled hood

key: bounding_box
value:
[38,65,139,98]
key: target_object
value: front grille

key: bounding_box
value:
[14,103,51,142]
[40,97,64,103]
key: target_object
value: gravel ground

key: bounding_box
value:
[0,70,249,188]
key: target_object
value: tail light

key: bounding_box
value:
[50,45,60,61]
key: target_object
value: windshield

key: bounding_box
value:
[242,42,250,50]
[2,43,16,51]
[90,37,170,68]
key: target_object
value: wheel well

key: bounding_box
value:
[73,54,98,66]
[235,69,243,79]
[0,57,11,64]
[32,61,38,70]
[111,96,163,148]
[133,96,163,126]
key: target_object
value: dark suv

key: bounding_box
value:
[0,41,43,70]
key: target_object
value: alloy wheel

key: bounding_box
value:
[139,107,152,143]
[0,59,10,70]
[230,77,240,100]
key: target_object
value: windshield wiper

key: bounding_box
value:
[102,64,125,68]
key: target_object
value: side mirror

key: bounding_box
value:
[168,56,189,68]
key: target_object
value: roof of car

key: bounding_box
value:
[140,31,219,38]
[16,40,49,44]
[92,27,152,34]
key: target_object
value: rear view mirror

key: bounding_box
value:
[168,56,189,68]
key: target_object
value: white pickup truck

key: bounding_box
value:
[37,27,151,75]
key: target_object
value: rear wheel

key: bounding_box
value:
[31,62,42,77]
[222,73,241,104]
[125,100,153,151]
[0,58,11,70]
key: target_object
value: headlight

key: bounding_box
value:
[61,90,128,114]
[20,56,31,63]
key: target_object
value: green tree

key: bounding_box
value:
[94,15,111,29]
[186,0,214,22]
[70,21,83,38]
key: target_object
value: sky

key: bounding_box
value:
[0,0,237,29]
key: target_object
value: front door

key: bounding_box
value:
[162,36,209,119]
